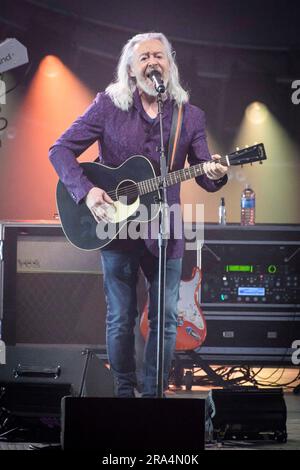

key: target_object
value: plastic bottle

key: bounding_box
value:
[241,185,255,225]
[218,197,226,225]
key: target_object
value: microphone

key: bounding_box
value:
[147,69,166,93]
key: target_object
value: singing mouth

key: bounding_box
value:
[145,67,161,78]
[145,75,156,85]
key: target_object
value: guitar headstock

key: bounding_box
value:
[228,143,267,166]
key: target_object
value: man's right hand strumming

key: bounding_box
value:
[85,187,116,223]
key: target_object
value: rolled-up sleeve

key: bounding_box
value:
[187,107,228,192]
[49,93,104,203]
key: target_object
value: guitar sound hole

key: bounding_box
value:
[116,180,139,205]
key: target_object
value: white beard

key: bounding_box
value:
[135,72,168,97]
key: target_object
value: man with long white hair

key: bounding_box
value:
[49,32,228,397]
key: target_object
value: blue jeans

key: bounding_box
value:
[101,245,182,397]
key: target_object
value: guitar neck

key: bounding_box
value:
[138,155,229,196]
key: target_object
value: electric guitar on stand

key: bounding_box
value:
[140,267,206,351]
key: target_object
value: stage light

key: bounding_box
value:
[246,101,268,124]
[0,52,96,221]
[232,97,300,224]
[41,55,61,78]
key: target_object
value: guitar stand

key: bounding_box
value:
[78,347,106,397]
[173,351,231,390]
[171,241,230,389]
[190,351,230,387]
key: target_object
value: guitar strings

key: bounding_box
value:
[104,157,224,199]
[104,149,257,199]
[104,165,204,199]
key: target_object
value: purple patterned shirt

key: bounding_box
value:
[49,89,227,258]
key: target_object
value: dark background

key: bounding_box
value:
[1,0,300,142]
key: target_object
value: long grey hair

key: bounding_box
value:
[105,32,189,111]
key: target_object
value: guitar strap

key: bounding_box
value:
[167,103,183,171]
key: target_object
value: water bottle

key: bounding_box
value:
[241,185,255,225]
[218,197,226,225]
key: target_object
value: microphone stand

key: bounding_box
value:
[155,90,170,398]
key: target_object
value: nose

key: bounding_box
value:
[147,64,159,76]
[148,55,158,68]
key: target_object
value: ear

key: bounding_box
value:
[128,66,135,78]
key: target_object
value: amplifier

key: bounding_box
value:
[0,221,106,345]
[182,224,300,310]
[201,242,300,308]
[0,221,146,346]
[182,224,300,365]
[1,221,300,366]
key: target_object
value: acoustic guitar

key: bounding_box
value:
[56,143,267,250]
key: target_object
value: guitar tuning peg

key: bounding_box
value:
[259,161,263,164]
[236,147,240,151]
[250,162,253,166]
[254,142,258,145]
[245,144,249,148]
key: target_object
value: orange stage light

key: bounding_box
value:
[0,55,97,220]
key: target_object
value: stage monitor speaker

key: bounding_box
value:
[205,387,287,442]
[61,397,205,451]
[0,345,114,415]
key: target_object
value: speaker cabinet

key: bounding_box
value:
[0,222,147,346]
[1,223,107,345]
[0,345,114,412]
[0,345,114,443]
[206,387,287,442]
[61,396,205,451]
